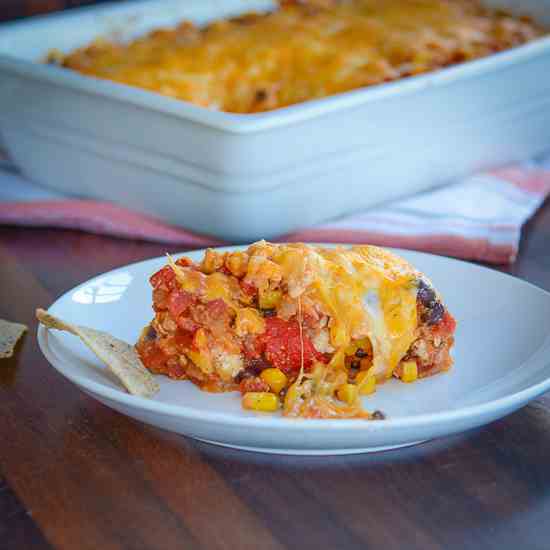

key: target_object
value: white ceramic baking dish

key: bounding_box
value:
[1,0,550,242]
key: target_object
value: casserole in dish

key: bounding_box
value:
[58,0,544,114]
[0,0,549,241]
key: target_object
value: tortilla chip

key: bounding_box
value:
[36,309,159,398]
[0,319,27,358]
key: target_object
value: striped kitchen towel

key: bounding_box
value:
[1,154,549,264]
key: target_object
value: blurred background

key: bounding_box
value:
[1,0,548,260]
[1,0,110,21]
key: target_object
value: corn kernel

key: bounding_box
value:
[245,256,282,291]
[401,361,418,383]
[242,392,279,412]
[201,248,224,274]
[260,368,288,394]
[336,383,358,405]
[193,328,208,349]
[345,337,372,356]
[180,271,201,293]
[226,252,249,278]
[355,371,376,395]
[185,350,213,374]
[204,272,232,302]
[259,288,282,310]
[235,307,266,336]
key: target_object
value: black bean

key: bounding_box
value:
[144,325,157,341]
[417,279,437,308]
[245,357,272,374]
[234,371,248,384]
[371,410,386,420]
[355,348,368,358]
[423,302,445,325]
[350,360,361,370]
[255,89,268,102]
[234,368,256,384]
[262,308,277,317]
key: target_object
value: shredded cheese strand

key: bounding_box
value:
[166,253,186,285]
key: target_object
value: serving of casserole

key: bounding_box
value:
[136,242,456,418]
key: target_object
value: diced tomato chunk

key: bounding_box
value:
[240,280,257,297]
[242,335,263,360]
[150,266,175,288]
[136,340,168,372]
[151,258,197,289]
[258,317,326,374]
[205,298,228,318]
[163,361,187,379]
[433,311,456,336]
[442,311,457,333]
[174,328,195,349]
[176,257,194,268]
[168,290,195,318]
[177,317,199,333]
[152,288,170,311]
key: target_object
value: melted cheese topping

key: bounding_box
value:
[58,0,544,113]
[247,242,420,379]
[169,243,422,379]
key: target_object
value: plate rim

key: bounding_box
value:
[37,244,550,431]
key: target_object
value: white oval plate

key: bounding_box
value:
[37,246,550,455]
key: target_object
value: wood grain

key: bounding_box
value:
[0,199,549,550]
[0,0,111,22]
[0,475,51,550]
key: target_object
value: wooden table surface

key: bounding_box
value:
[3,3,550,550]
[0,202,549,550]
[1,0,111,22]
